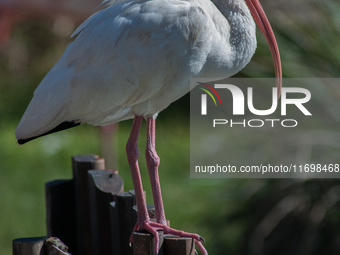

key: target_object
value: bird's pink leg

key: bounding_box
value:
[145,117,167,225]
[143,117,208,255]
[126,116,150,225]
[127,116,207,254]
[126,116,162,251]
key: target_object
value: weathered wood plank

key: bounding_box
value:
[88,169,124,255]
[13,237,47,255]
[115,191,136,255]
[132,231,164,255]
[13,237,72,255]
[110,201,121,255]
[72,155,105,255]
[164,236,195,255]
[45,180,77,255]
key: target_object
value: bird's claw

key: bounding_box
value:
[131,220,208,255]
[199,236,205,243]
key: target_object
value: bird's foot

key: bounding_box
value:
[130,220,208,255]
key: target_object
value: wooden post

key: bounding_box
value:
[132,231,164,255]
[45,180,77,255]
[164,236,195,255]
[88,169,124,255]
[110,201,121,255]
[72,155,105,255]
[13,237,71,255]
[114,191,137,255]
[15,155,196,255]
[13,237,47,255]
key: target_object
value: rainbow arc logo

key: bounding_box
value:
[197,82,222,115]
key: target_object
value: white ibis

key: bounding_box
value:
[15,0,282,254]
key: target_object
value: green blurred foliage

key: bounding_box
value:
[0,1,340,255]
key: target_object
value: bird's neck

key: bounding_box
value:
[212,0,257,72]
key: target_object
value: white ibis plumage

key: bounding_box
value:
[15,0,282,254]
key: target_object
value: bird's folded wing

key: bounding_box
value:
[15,0,210,141]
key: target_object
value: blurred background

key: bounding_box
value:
[1,0,340,254]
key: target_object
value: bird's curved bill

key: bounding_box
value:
[245,0,282,97]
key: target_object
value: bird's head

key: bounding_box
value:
[244,0,282,96]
